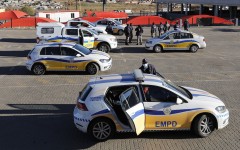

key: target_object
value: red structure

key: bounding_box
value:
[0,17,56,28]
[172,15,234,25]
[127,16,171,26]
[0,10,27,20]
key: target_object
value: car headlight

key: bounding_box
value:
[99,59,109,63]
[110,38,117,42]
[215,106,226,113]
[146,41,152,44]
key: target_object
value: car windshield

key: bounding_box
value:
[159,32,169,39]
[88,22,96,27]
[73,44,91,55]
[113,20,122,25]
[164,79,192,99]
[87,29,99,35]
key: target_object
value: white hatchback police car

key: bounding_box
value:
[73,69,229,141]
[145,30,206,53]
[26,43,112,75]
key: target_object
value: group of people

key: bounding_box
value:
[124,23,144,45]
[150,21,171,37]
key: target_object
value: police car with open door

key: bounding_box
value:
[73,69,229,141]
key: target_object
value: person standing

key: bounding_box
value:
[105,22,113,34]
[139,58,157,75]
[124,24,131,45]
[158,22,164,36]
[135,25,143,45]
[150,22,157,37]
[174,21,180,30]
[166,21,170,31]
[183,19,190,31]
[129,23,133,43]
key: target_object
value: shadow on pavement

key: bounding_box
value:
[0,66,90,75]
[0,50,30,57]
[0,38,36,43]
[0,104,97,150]
[111,47,150,53]
[211,28,240,32]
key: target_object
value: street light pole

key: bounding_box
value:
[103,0,106,12]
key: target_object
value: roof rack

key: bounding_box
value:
[133,69,144,83]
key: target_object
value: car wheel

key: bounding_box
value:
[193,114,215,138]
[153,45,162,53]
[118,29,124,36]
[86,63,99,75]
[190,45,199,53]
[32,64,46,75]
[98,43,110,53]
[88,118,115,141]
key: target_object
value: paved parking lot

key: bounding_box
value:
[0,26,240,150]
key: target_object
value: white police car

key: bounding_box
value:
[73,69,229,141]
[26,43,112,75]
[145,30,206,53]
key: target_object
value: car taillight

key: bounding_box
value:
[27,55,31,60]
[76,102,88,111]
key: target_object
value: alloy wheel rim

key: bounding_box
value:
[88,64,97,74]
[93,122,111,140]
[100,45,107,52]
[200,117,214,134]
[34,65,44,75]
[156,46,161,52]
[191,46,198,52]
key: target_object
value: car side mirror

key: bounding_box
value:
[76,54,81,57]
[176,98,183,104]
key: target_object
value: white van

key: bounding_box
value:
[37,22,94,49]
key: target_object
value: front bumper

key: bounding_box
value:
[145,43,154,51]
[99,58,112,71]
[216,110,229,129]
[109,41,118,49]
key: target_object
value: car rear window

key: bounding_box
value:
[80,85,92,101]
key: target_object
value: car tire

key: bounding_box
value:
[193,114,215,138]
[189,45,199,53]
[118,29,124,36]
[98,43,110,53]
[153,45,162,53]
[86,63,99,75]
[88,118,115,141]
[32,63,46,75]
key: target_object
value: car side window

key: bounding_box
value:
[45,47,61,55]
[142,85,177,103]
[181,33,193,39]
[60,47,79,56]
[165,33,174,40]
[173,33,181,39]
[82,30,92,37]
[66,29,78,36]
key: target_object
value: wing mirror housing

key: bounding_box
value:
[176,98,183,104]
[76,54,81,57]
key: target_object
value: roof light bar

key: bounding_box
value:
[133,69,144,82]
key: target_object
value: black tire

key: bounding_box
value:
[98,43,111,53]
[153,45,163,53]
[32,63,46,75]
[189,45,199,53]
[193,114,215,138]
[86,63,99,75]
[88,118,115,141]
[118,29,124,36]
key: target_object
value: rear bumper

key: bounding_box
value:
[73,107,90,133]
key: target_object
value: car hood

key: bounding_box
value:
[96,34,116,40]
[183,86,224,105]
[89,50,110,59]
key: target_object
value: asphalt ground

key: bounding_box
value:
[0,26,240,150]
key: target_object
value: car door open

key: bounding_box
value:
[119,87,145,135]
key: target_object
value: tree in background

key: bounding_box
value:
[20,6,35,16]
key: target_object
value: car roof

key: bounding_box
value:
[89,73,165,87]
[35,42,76,48]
